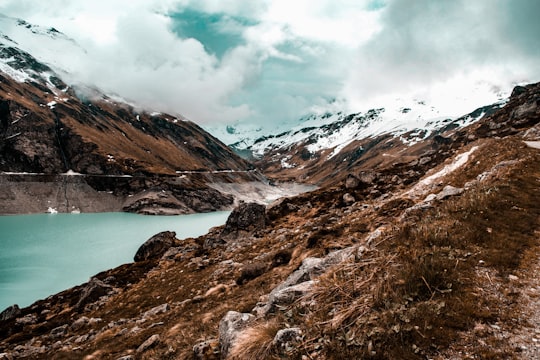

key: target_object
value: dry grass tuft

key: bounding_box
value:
[228,319,282,360]
[283,153,539,359]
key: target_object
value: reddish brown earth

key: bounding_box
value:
[0,83,538,359]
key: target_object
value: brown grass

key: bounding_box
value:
[283,149,539,359]
[228,319,282,360]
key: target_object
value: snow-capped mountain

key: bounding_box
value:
[237,96,507,185]
[246,97,507,160]
[0,14,86,86]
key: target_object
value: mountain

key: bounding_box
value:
[248,100,505,185]
[0,15,268,215]
[0,80,538,358]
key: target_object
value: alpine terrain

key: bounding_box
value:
[0,13,539,360]
[0,15,276,215]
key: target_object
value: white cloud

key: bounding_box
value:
[0,0,539,131]
[262,0,382,47]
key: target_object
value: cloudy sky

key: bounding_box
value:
[0,0,539,131]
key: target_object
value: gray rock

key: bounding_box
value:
[221,202,267,237]
[512,100,537,119]
[116,356,134,360]
[137,334,160,353]
[269,281,316,309]
[254,247,354,316]
[273,327,302,351]
[345,174,360,189]
[192,339,219,360]
[346,171,377,189]
[76,278,112,309]
[70,316,89,331]
[12,345,46,357]
[219,311,254,357]
[0,304,21,321]
[142,303,170,320]
[134,231,178,262]
[358,171,377,186]
[15,313,37,326]
[343,193,356,206]
[511,85,528,97]
[436,185,464,200]
[50,324,68,338]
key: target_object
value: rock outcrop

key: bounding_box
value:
[134,231,178,262]
[0,305,20,322]
[221,202,267,237]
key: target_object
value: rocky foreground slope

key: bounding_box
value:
[0,83,538,359]
[0,22,268,215]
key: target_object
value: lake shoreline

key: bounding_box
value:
[0,211,231,311]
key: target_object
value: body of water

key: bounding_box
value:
[0,211,230,311]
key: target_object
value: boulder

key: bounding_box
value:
[345,174,360,189]
[346,171,377,189]
[70,316,89,331]
[134,231,178,262]
[76,278,112,309]
[511,85,528,98]
[50,324,68,338]
[221,202,266,237]
[219,311,254,357]
[15,314,37,326]
[0,304,21,321]
[436,185,464,200]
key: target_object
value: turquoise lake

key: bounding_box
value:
[0,211,230,311]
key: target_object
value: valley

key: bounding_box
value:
[0,11,539,360]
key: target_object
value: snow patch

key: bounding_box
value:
[524,141,540,150]
[407,146,479,198]
[47,207,58,214]
[63,169,82,176]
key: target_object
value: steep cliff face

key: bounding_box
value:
[0,82,538,359]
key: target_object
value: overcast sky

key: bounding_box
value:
[0,0,539,129]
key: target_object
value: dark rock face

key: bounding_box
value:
[122,187,234,215]
[511,85,528,98]
[221,202,267,237]
[134,231,178,262]
[0,304,21,321]
[76,278,113,309]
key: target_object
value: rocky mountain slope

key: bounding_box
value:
[238,98,507,186]
[0,81,538,359]
[0,16,270,215]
